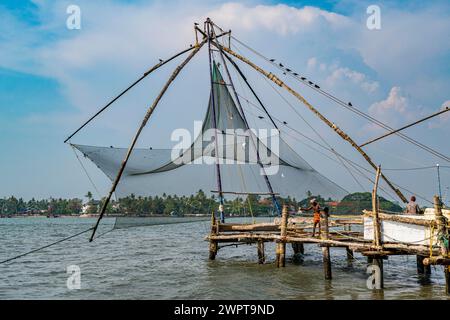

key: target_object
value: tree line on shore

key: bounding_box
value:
[0,190,403,216]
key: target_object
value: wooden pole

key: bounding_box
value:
[206,20,225,223]
[321,209,332,279]
[257,240,265,264]
[372,258,384,289]
[276,205,288,267]
[417,255,432,275]
[64,46,197,143]
[423,256,450,266]
[209,211,219,260]
[88,40,206,241]
[363,210,437,227]
[292,243,304,255]
[434,195,449,294]
[346,247,354,264]
[210,22,281,215]
[360,106,450,147]
[216,44,407,204]
[372,166,382,248]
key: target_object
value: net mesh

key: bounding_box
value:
[73,63,347,208]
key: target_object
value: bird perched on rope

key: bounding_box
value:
[270,59,276,62]
[279,63,284,67]
[286,68,291,72]
[315,84,320,89]
[301,77,306,80]
[348,102,353,106]
[293,72,299,76]
[258,116,264,119]
[159,59,163,63]
[283,121,288,125]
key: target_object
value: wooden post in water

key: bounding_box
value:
[346,247,354,264]
[292,243,304,255]
[257,240,265,264]
[434,195,449,295]
[321,209,332,280]
[416,255,431,275]
[276,205,288,267]
[209,211,218,260]
[371,166,384,288]
[372,166,382,248]
[372,257,384,289]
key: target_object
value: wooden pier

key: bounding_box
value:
[206,195,450,295]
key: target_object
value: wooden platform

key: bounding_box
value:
[206,197,449,294]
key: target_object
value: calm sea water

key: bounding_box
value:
[0,217,448,300]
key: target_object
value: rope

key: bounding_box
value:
[0,227,94,265]
[93,227,115,240]
[71,145,102,198]
[430,224,435,258]
[233,65,256,223]
[229,36,450,163]
[246,59,367,192]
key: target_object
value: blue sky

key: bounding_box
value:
[0,0,449,205]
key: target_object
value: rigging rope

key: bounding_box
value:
[71,145,102,198]
[0,227,94,265]
[248,63,368,192]
[229,36,450,163]
[238,93,436,205]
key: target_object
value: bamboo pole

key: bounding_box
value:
[206,21,225,224]
[423,256,450,266]
[433,195,449,294]
[372,257,384,289]
[209,210,219,260]
[434,195,448,256]
[416,255,431,275]
[292,243,304,255]
[88,40,206,241]
[360,106,450,147]
[321,209,332,279]
[209,21,281,215]
[216,44,407,204]
[257,240,265,264]
[64,46,197,143]
[372,166,382,248]
[363,210,437,227]
[346,247,354,265]
[219,223,279,232]
[276,205,288,267]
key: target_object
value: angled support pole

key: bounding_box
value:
[217,44,408,204]
[64,45,197,143]
[89,40,206,241]
[360,106,450,148]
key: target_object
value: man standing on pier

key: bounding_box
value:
[301,199,321,237]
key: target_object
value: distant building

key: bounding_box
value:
[82,200,101,214]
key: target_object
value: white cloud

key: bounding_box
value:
[369,86,407,116]
[307,57,379,94]
[428,100,450,129]
[205,3,352,36]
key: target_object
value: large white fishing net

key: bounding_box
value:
[73,64,347,202]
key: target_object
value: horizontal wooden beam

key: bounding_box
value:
[363,210,437,227]
[423,256,450,266]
